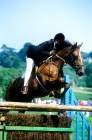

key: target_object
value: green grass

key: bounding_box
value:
[71,116,92,140]
[43,87,92,101]
[71,87,92,100]
[74,92,92,100]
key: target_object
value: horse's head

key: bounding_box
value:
[65,42,84,76]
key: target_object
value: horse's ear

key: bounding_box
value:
[74,42,77,47]
[77,42,83,49]
[75,42,77,46]
[73,42,77,50]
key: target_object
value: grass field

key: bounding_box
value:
[72,86,92,100]
[72,116,92,140]
[42,86,92,101]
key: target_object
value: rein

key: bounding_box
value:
[46,53,67,66]
[55,54,67,65]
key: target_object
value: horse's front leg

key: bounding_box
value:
[49,77,70,98]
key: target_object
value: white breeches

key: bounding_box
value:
[23,57,34,86]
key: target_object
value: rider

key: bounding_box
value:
[21,33,71,94]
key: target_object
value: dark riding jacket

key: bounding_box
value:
[26,39,54,62]
[26,39,72,62]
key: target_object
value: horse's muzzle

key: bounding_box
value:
[76,66,84,77]
[78,71,84,76]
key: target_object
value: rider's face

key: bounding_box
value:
[54,40,61,49]
[55,40,60,45]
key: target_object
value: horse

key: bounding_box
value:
[6,42,84,103]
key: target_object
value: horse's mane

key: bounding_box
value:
[56,40,72,50]
[54,43,75,58]
[60,40,72,47]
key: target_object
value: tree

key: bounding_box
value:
[0,44,25,68]
[18,42,34,62]
[0,68,23,99]
[81,51,88,59]
[88,51,92,59]
[85,63,92,87]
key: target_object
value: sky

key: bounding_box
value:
[0,0,92,53]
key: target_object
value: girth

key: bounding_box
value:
[35,75,49,93]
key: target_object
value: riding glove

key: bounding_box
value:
[50,50,56,55]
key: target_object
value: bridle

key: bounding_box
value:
[71,54,83,65]
[45,53,67,67]
[69,49,83,73]
[46,48,83,73]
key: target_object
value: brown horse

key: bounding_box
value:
[6,42,84,102]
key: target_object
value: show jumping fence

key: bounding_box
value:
[0,102,74,140]
[0,102,92,140]
[59,75,92,140]
[0,75,92,140]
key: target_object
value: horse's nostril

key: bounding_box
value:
[79,72,84,77]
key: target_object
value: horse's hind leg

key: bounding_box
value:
[60,85,70,98]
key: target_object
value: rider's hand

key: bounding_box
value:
[50,50,56,55]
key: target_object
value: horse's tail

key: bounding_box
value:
[6,81,13,101]
[6,77,23,101]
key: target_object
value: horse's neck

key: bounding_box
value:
[52,57,64,70]
[52,50,69,67]
[54,46,72,64]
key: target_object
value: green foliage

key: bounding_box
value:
[85,63,92,76]
[86,74,92,87]
[0,44,25,68]
[0,67,23,99]
[18,42,34,62]
[88,51,92,59]
[85,63,92,87]
[77,77,87,87]
[81,51,88,59]
[63,65,86,86]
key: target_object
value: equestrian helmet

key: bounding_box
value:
[54,33,65,41]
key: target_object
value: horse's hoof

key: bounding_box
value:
[59,77,64,82]
[65,83,70,89]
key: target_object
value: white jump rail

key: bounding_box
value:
[0,102,92,112]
